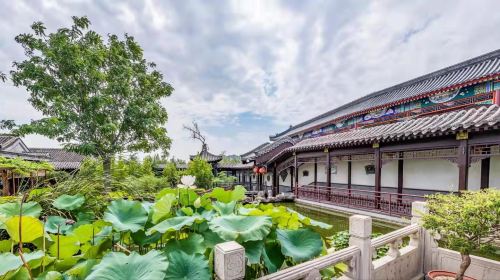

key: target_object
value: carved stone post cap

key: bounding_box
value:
[411,201,428,217]
[349,215,372,238]
[215,241,245,280]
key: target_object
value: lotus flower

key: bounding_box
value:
[181,175,196,187]
[177,184,188,189]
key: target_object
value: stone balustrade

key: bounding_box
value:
[213,201,500,280]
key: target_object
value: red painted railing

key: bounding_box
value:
[296,185,425,217]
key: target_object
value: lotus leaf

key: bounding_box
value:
[5,216,44,242]
[164,233,206,255]
[201,229,225,248]
[35,271,63,279]
[242,240,264,264]
[103,199,148,233]
[49,234,80,259]
[277,228,323,262]
[164,251,210,280]
[262,242,284,273]
[45,216,72,234]
[209,186,246,203]
[152,194,176,223]
[287,208,332,229]
[0,240,13,253]
[212,201,236,215]
[0,201,42,218]
[64,259,98,279]
[86,250,168,280]
[130,229,161,246]
[0,251,44,276]
[52,194,85,211]
[208,215,272,242]
[146,216,198,235]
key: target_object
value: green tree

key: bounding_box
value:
[186,157,213,189]
[141,156,154,177]
[1,16,173,191]
[162,162,179,187]
[422,190,500,280]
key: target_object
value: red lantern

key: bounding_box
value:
[259,167,267,174]
[253,166,259,173]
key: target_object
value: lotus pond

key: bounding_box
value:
[2,180,390,280]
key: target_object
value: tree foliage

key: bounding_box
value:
[422,190,500,280]
[162,162,180,188]
[186,157,213,188]
[3,16,173,190]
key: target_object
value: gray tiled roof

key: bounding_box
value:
[0,135,17,148]
[30,148,85,170]
[217,162,253,169]
[241,142,270,159]
[271,49,500,140]
[190,148,223,162]
[292,105,500,151]
[266,105,500,163]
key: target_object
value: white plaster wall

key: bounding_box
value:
[279,169,291,186]
[264,172,273,187]
[403,159,459,191]
[317,163,327,183]
[468,161,481,191]
[490,156,500,189]
[351,160,375,186]
[381,161,398,188]
[332,161,348,184]
[298,163,314,186]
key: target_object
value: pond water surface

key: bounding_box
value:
[279,202,402,237]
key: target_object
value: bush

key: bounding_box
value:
[422,190,500,280]
[185,157,213,188]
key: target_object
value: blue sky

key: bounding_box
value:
[1,0,500,160]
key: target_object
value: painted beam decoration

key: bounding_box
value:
[297,81,497,140]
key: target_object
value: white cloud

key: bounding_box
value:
[1,0,499,160]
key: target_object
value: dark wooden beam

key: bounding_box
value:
[294,153,298,193]
[272,164,277,196]
[481,157,490,189]
[374,146,382,209]
[458,139,469,191]
[380,138,458,152]
[330,147,374,156]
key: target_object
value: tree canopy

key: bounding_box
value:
[1,16,173,190]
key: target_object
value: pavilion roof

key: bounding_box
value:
[190,144,223,163]
[267,105,500,163]
[271,49,500,140]
[218,162,253,170]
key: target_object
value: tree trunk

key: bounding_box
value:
[456,254,471,280]
[103,156,112,193]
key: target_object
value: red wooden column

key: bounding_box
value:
[347,157,352,197]
[294,153,298,195]
[480,158,490,189]
[457,132,469,191]
[374,144,382,209]
[326,149,331,200]
[397,153,404,203]
[313,158,318,187]
[289,166,294,193]
[1,170,10,196]
[272,164,277,196]
[494,89,500,106]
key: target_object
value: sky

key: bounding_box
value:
[1,0,499,161]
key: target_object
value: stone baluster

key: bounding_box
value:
[411,201,436,274]
[214,241,245,280]
[346,215,373,280]
[387,238,402,258]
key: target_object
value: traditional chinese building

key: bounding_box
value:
[241,49,500,216]
[0,135,85,195]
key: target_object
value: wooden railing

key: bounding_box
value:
[296,185,425,217]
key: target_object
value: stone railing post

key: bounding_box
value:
[411,201,436,274]
[214,241,245,280]
[347,215,373,280]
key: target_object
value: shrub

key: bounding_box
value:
[186,157,213,188]
[422,190,500,280]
